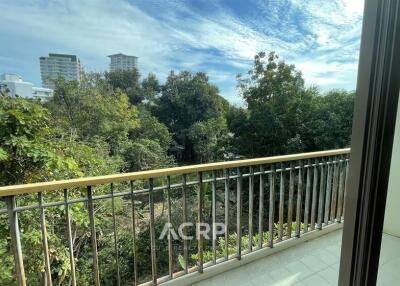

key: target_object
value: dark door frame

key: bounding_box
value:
[339,0,400,285]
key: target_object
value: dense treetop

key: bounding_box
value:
[232,51,354,156]
[0,51,354,185]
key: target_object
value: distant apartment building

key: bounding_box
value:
[39,53,81,89]
[108,53,138,72]
[0,73,53,100]
[32,87,54,101]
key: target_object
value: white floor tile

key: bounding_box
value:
[269,267,292,282]
[318,266,339,285]
[299,254,328,272]
[296,273,332,286]
[284,260,313,283]
[250,271,277,286]
[312,249,338,266]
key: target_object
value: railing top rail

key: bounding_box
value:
[0,148,350,197]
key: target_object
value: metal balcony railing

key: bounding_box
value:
[0,148,350,286]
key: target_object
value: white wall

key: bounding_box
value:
[383,94,400,237]
[3,80,34,98]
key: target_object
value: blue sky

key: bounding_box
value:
[0,0,364,104]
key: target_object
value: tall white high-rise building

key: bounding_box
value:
[39,53,81,89]
[108,53,138,72]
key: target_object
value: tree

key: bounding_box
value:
[310,90,354,150]
[155,71,229,162]
[105,69,143,105]
[47,75,140,155]
[0,95,123,285]
[141,73,160,102]
[238,52,305,107]
[188,117,231,162]
[123,139,175,171]
[0,95,78,185]
[130,108,172,151]
[232,51,353,157]
[48,73,175,172]
[234,52,316,156]
[226,106,250,156]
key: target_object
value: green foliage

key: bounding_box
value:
[178,254,186,271]
[188,117,231,162]
[0,77,176,283]
[310,90,354,149]
[59,138,124,177]
[156,71,225,131]
[192,223,304,263]
[105,69,142,105]
[123,139,175,171]
[231,51,354,157]
[47,75,140,155]
[0,235,14,284]
[155,71,229,162]
[47,74,175,172]
[135,218,170,282]
[0,95,83,185]
[141,73,161,102]
[131,108,172,151]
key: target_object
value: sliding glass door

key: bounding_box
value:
[339,0,400,285]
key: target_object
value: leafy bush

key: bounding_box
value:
[190,222,304,264]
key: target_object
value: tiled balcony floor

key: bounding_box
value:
[192,229,400,286]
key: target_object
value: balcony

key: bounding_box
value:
[193,229,400,286]
[0,149,352,286]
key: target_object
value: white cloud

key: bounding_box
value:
[0,0,364,101]
[341,0,365,17]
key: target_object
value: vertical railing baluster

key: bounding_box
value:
[258,165,264,249]
[166,176,173,278]
[295,161,303,237]
[110,184,121,286]
[182,174,189,274]
[303,160,311,233]
[343,158,350,218]
[248,166,254,252]
[278,163,285,241]
[287,162,294,238]
[130,181,138,286]
[236,168,242,259]
[336,157,345,222]
[269,164,275,248]
[6,196,26,286]
[317,159,326,229]
[310,159,318,230]
[211,170,217,265]
[64,189,76,286]
[224,169,229,260]
[38,192,52,286]
[330,157,340,222]
[197,172,204,273]
[149,178,157,284]
[324,160,333,225]
[87,186,100,286]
